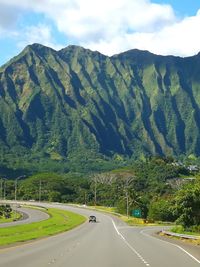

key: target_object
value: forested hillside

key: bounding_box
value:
[1,43,200,173]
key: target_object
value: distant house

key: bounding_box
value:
[187,165,199,172]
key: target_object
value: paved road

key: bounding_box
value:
[0,206,49,228]
[0,202,199,267]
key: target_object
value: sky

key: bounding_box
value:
[0,0,200,65]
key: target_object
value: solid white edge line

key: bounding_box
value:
[176,245,200,264]
[111,219,150,266]
[112,219,121,236]
[140,228,200,264]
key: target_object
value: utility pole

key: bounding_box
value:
[14,179,18,202]
[124,176,134,218]
[94,177,97,206]
[14,175,25,202]
[0,178,3,200]
[39,179,42,202]
[84,191,87,205]
[3,178,7,200]
[126,190,129,218]
[0,178,7,201]
[14,175,25,220]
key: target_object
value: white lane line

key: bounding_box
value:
[141,229,200,264]
[112,219,121,236]
[112,219,150,266]
[177,246,200,264]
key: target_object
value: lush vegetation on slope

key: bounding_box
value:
[1,44,200,173]
[3,157,199,232]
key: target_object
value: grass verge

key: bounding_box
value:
[0,208,86,246]
[160,225,200,245]
[171,225,200,236]
[120,215,150,226]
[171,225,200,244]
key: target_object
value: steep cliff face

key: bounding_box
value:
[0,43,200,160]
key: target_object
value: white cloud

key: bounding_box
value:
[0,0,199,57]
[15,24,57,48]
[16,24,63,51]
[83,11,200,57]
[49,0,175,40]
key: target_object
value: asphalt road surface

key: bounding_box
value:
[0,206,49,228]
[0,202,199,267]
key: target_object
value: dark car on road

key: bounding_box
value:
[89,215,97,222]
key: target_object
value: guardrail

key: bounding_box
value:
[161,230,200,240]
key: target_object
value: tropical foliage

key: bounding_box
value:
[1,44,200,174]
[3,157,199,232]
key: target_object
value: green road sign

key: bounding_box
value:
[132,209,142,218]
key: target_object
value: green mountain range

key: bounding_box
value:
[0,43,200,165]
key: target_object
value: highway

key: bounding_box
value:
[0,203,199,267]
[0,206,49,228]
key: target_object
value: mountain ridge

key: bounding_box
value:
[0,43,200,167]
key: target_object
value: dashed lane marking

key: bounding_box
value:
[112,219,150,266]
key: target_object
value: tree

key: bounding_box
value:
[174,182,200,228]
[90,172,117,205]
[148,198,175,222]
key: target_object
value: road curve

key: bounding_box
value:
[0,206,49,228]
[0,202,199,267]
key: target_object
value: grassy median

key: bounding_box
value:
[0,208,86,246]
